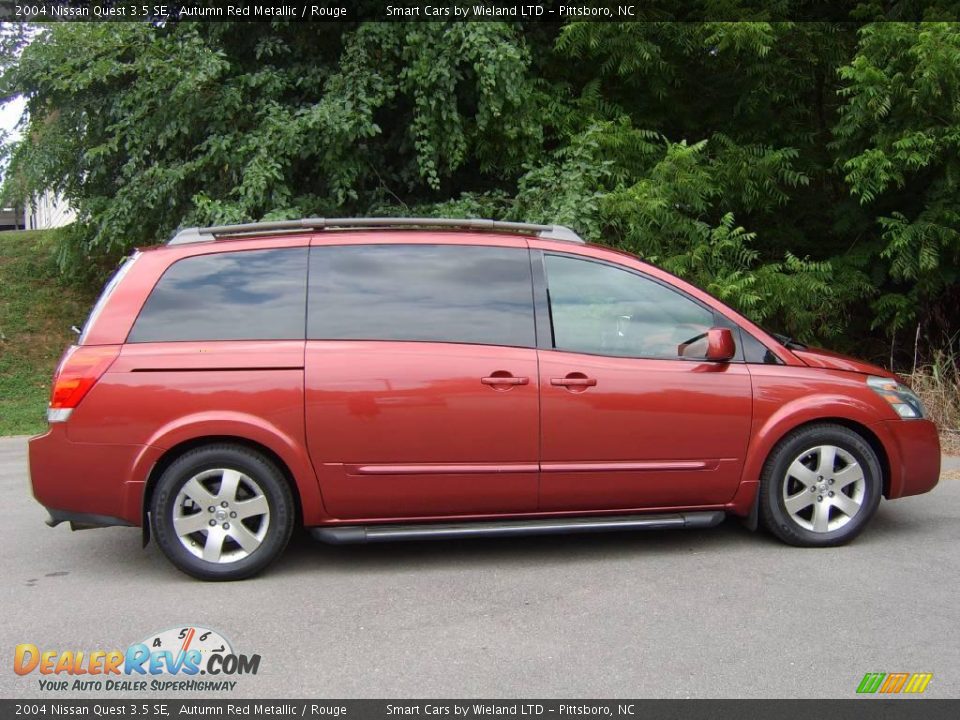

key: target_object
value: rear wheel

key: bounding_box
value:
[150,444,294,580]
[759,424,882,547]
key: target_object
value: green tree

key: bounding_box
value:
[2,22,543,277]
[835,22,960,341]
[3,17,959,359]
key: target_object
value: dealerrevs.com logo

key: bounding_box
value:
[14,626,260,693]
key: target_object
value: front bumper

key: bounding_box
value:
[875,418,941,499]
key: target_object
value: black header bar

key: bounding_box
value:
[3,699,960,720]
[0,1,958,23]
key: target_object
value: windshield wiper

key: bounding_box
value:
[771,332,807,350]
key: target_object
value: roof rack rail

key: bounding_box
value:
[167,217,585,246]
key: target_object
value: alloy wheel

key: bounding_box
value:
[172,468,271,563]
[781,445,866,533]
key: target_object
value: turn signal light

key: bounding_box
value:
[866,375,926,420]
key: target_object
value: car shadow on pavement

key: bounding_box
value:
[251,498,955,580]
[28,500,941,583]
[273,521,744,574]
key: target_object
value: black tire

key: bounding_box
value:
[150,444,294,581]
[759,423,882,547]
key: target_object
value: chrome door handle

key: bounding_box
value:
[482,376,529,386]
[550,377,597,387]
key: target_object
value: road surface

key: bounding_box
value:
[1,436,957,698]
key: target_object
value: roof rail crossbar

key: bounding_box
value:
[167,217,585,245]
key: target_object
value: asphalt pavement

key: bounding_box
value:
[1,435,958,699]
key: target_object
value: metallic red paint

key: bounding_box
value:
[28,229,941,536]
[792,346,896,377]
[871,418,941,498]
[706,327,737,362]
[538,349,752,510]
[304,341,540,518]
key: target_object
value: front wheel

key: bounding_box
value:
[759,424,882,547]
[150,444,294,580]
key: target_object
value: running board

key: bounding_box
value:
[309,511,725,545]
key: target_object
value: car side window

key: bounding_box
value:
[128,247,308,342]
[545,254,714,360]
[308,244,535,348]
[740,329,783,364]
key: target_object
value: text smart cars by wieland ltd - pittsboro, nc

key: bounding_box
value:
[27,217,940,580]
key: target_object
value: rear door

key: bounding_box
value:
[304,241,540,519]
[537,252,753,511]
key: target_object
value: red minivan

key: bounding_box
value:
[28,218,941,580]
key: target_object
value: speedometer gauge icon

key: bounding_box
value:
[139,625,233,663]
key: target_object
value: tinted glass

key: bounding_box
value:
[128,248,308,342]
[545,254,714,359]
[308,245,535,347]
[741,329,782,364]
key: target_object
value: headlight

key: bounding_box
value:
[867,376,926,419]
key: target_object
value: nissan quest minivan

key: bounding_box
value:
[28,217,941,580]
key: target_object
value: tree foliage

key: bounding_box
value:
[3,17,960,359]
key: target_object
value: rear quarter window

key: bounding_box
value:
[128,247,308,342]
[79,251,140,345]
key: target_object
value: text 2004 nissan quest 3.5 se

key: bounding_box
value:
[28,217,940,580]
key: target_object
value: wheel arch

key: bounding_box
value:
[141,436,305,546]
[810,418,891,497]
[737,414,892,529]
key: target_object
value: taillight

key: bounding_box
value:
[47,345,120,422]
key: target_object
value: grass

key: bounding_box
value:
[905,347,960,457]
[0,229,96,436]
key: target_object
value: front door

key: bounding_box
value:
[304,242,540,519]
[537,253,753,511]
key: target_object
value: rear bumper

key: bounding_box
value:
[45,507,134,530]
[28,424,159,527]
[875,418,941,499]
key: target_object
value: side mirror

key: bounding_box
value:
[706,327,736,362]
